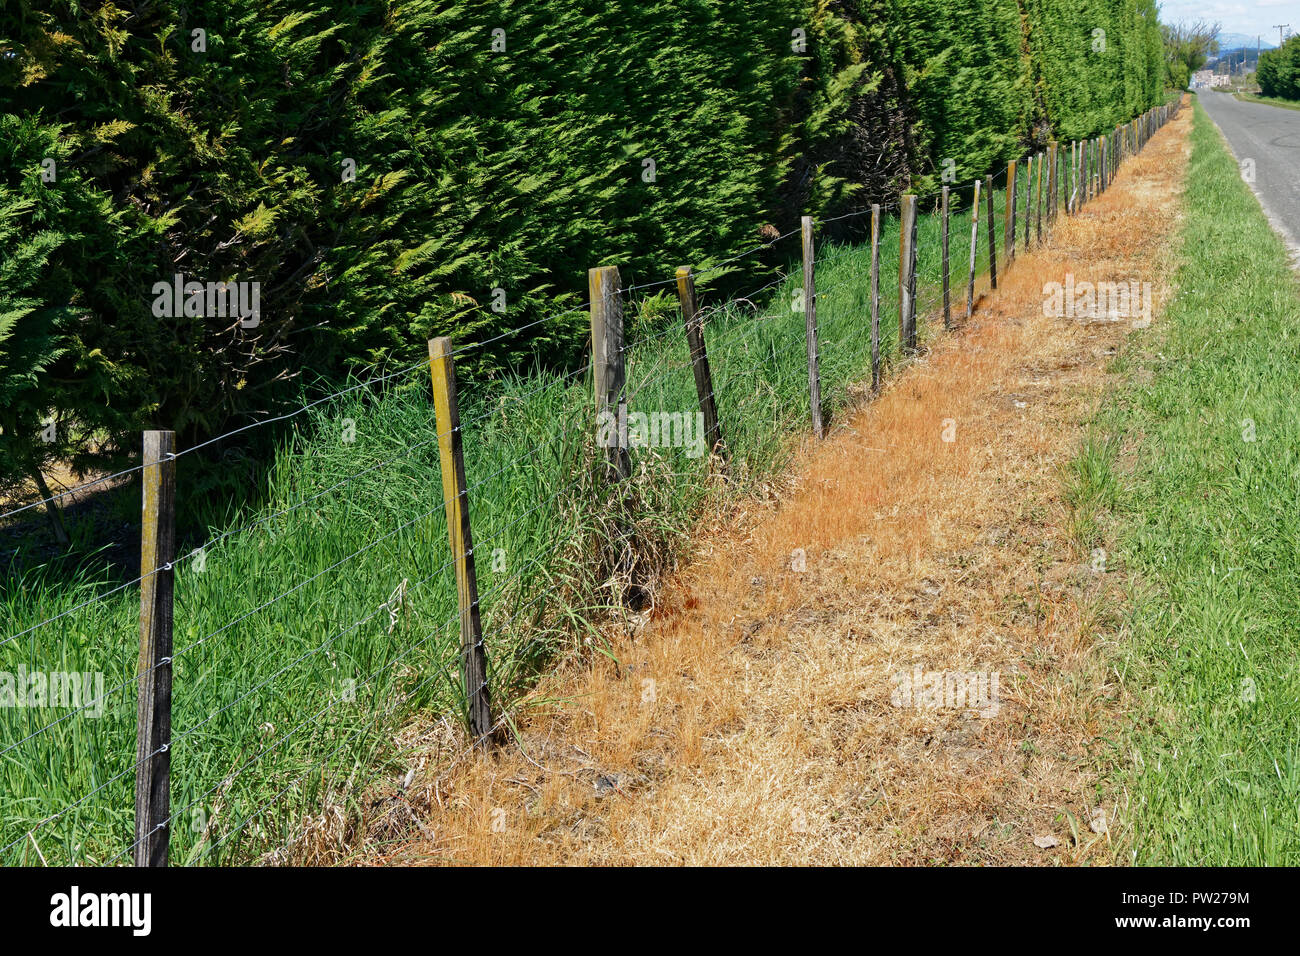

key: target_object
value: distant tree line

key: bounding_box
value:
[1258,35,1300,101]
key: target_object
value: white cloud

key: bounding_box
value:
[1158,0,1294,38]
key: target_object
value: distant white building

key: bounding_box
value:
[1192,69,1232,89]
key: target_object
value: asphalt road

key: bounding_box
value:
[1199,90,1300,260]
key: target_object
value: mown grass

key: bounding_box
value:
[0,174,1031,865]
[1231,91,1300,112]
[1077,97,1300,864]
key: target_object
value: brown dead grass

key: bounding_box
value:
[362,105,1193,866]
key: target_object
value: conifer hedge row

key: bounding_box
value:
[0,0,1165,488]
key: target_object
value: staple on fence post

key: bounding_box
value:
[940,188,951,330]
[871,203,882,386]
[675,266,726,463]
[899,194,918,351]
[1004,161,1016,265]
[428,337,492,749]
[800,216,824,438]
[967,178,980,319]
[589,266,630,481]
[135,429,175,868]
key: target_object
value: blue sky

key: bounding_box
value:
[1159,0,1297,42]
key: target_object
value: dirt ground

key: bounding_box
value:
[364,105,1192,866]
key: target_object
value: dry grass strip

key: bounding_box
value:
[362,106,1193,867]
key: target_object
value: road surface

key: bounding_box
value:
[1199,90,1300,261]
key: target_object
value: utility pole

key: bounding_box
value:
[1275,24,1291,47]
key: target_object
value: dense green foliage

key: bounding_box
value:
[887,0,1163,192]
[1159,20,1220,92]
[1258,35,1300,101]
[0,0,1164,490]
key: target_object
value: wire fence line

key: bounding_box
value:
[0,100,1179,867]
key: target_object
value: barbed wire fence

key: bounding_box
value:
[0,100,1180,867]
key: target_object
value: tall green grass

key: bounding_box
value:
[1078,98,1300,864]
[0,185,1024,865]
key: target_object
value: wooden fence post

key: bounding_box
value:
[429,338,492,749]
[871,203,882,387]
[589,266,630,480]
[1024,155,1033,245]
[801,216,824,438]
[1034,152,1044,242]
[1072,141,1080,211]
[675,266,725,461]
[940,187,951,330]
[967,178,980,319]
[899,194,918,352]
[1081,141,1086,204]
[135,429,175,867]
[1047,140,1058,223]
[1062,144,1070,215]
[1004,163,1016,264]
[984,174,997,289]
[1095,138,1101,197]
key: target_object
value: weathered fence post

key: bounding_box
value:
[589,266,630,480]
[675,266,725,462]
[871,203,882,387]
[1047,140,1058,223]
[1005,162,1016,264]
[899,194,918,352]
[967,178,980,318]
[1062,144,1070,215]
[429,337,492,749]
[801,216,824,438]
[984,175,997,290]
[1024,155,1034,245]
[1095,138,1101,197]
[941,187,951,330]
[135,429,175,867]
[1034,152,1044,242]
[1073,141,1081,210]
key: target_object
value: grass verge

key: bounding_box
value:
[1231,91,1300,112]
[1079,97,1300,864]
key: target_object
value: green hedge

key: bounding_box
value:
[1259,35,1300,101]
[0,0,1165,491]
